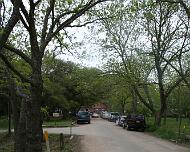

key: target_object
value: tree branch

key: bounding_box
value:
[165,77,184,98]
[34,0,42,7]
[40,0,55,52]
[159,0,190,18]
[67,17,109,27]
[0,0,20,52]
[19,13,30,30]
[20,1,30,23]
[0,52,31,83]
[3,44,32,66]
[48,0,109,43]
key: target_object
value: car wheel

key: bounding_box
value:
[126,125,130,130]
[88,121,91,124]
[140,128,145,132]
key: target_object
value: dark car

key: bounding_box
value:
[123,114,146,131]
[108,112,120,122]
[76,111,91,124]
[116,116,127,127]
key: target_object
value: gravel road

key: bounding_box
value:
[45,118,190,152]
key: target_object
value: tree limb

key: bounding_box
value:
[159,0,190,18]
[0,0,20,52]
[47,0,109,43]
[40,0,55,52]
[3,44,32,66]
[67,17,109,27]
[0,52,31,83]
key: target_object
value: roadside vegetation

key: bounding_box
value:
[146,117,190,144]
[0,0,190,151]
[43,119,74,128]
[0,117,10,130]
[0,133,81,152]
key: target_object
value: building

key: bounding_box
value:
[89,103,108,113]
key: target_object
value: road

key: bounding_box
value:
[45,118,190,152]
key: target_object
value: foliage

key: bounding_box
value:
[0,133,81,152]
[146,117,190,141]
[42,56,110,116]
[43,119,73,128]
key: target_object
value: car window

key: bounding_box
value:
[111,112,119,116]
[78,111,89,115]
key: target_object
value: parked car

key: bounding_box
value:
[76,111,91,124]
[116,116,127,127]
[123,114,146,131]
[104,111,111,119]
[108,112,120,122]
[92,112,99,118]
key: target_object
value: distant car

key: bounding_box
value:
[116,116,127,127]
[108,112,120,122]
[76,111,91,124]
[92,113,99,118]
[123,114,146,131]
[103,111,111,119]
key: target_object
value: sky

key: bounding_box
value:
[57,26,105,68]
[3,0,105,68]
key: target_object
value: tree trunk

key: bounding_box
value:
[25,57,43,152]
[121,101,125,115]
[15,99,27,152]
[155,64,167,126]
[163,108,167,126]
[8,73,27,152]
[155,112,161,126]
[154,96,166,126]
[178,112,182,138]
[131,89,137,114]
[8,98,11,134]
[26,86,42,152]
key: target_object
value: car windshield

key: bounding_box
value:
[111,112,119,116]
[78,111,89,115]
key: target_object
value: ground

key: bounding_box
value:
[46,118,190,152]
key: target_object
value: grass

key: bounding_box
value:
[0,117,12,130]
[0,117,74,129]
[146,117,190,143]
[0,133,82,152]
[0,133,14,152]
[43,119,75,128]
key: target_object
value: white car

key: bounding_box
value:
[92,113,99,118]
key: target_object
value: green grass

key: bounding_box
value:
[146,117,190,142]
[0,117,74,129]
[0,117,12,130]
[43,119,74,128]
[0,133,14,151]
[0,133,81,152]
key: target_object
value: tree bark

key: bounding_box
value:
[8,72,27,152]
[26,84,43,152]
[25,56,43,152]
[131,89,137,114]
[121,101,126,115]
[15,99,27,152]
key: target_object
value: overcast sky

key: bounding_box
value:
[57,25,105,68]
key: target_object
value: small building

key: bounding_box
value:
[89,103,108,114]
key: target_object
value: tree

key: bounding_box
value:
[94,0,156,118]
[141,1,190,126]
[158,0,190,18]
[0,0,20,52]
[93,0,190,126]
[0,0,109,151]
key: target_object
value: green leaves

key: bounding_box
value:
[67,0,72,5]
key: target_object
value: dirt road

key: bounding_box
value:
[45,118,190,152]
